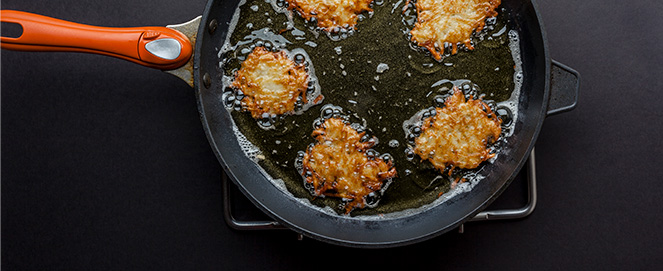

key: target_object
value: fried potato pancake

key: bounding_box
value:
[286,0,374,30]
[302,118,397,213]
[232,47,309,119]
[414,87,501,173]
[409,0,500,60]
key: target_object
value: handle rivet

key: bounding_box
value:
[203,73,212,89]
[208,19,218,34]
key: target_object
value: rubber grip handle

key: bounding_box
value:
[0,10,192,70]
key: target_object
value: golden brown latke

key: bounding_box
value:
[286,0,374,30]
[408,0,500,60]
[414,87,502,174]
[302,118,397,213]
[231,47,309,119]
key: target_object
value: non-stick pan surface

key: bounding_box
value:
[194,0,557,247]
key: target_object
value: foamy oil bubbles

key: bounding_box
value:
[310,104,372,140]
[218,26,292,76]
[324,27,357,42]
[400,0,417,26]
[499,28,524,137]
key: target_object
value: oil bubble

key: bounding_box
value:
[433,95,446,106]
[334,46,343,55]
[406,133,416,144]
[366,149,378,159]
[293,53,306,64]
[275,0,286,7]
[495,106,513,127]
[376,63,390,73]
[233,99,242,111]
[365,192,380,206]
[411,126,422,136]
[388,139,400,148]
[312,118,324,129]
[322,107,334,119]
[223,92,236,108]
[405,148,416,161]
[379,153,394,164]
[294,151,306,173]
[350,123,365,134]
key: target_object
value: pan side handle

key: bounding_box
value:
[547,60,580,116]
[1,10,193,71]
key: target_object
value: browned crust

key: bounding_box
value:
[414,87,502,174]
[231,47,309,119]
[408,0,500,60]
[286,0,374,30]
[302,118,397,213]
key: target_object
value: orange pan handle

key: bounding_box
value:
[0,10,192,70]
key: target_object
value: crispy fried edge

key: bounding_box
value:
[407,0,501,60]
[301,118,397,213]
[286,0,374,30]
[231,47,309,119]
[414,87,502,174]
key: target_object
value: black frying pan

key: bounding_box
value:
[1,0,579,247]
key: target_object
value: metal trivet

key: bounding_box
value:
[223,148,538,237]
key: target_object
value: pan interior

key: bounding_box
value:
[216,0,522,217]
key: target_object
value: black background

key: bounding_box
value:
[2,0,662,270]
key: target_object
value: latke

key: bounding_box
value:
[409,0,500,60]
[413,87,501,173]
[232,47,310,119]
[286,0,374,31]
[301,118,397,213]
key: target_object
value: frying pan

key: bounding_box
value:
[1,0,579,247]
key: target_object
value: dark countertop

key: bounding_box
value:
[2,0,662,269]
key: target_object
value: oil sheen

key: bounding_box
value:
[218,0,522,216]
